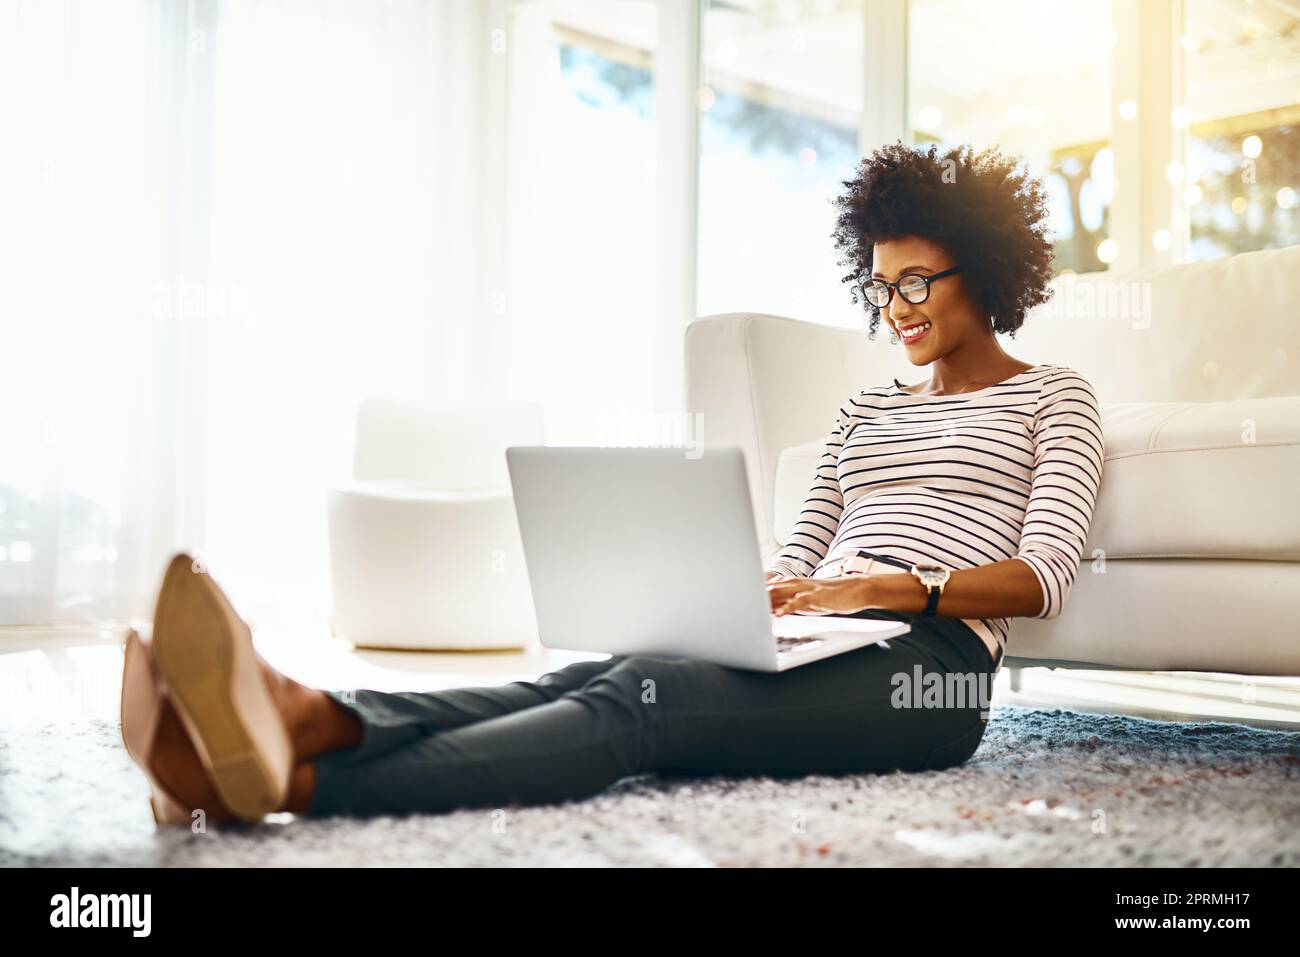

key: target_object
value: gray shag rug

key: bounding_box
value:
[3,705,1298,867]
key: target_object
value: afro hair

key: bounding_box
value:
[831,141,1056,340]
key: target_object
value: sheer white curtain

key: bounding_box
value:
[0,0,170,626]
[0,0,491,628]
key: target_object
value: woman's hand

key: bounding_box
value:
[766,576,878,616]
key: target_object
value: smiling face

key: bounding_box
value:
[871,235,985,362]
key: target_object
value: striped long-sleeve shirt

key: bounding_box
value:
[765,363,1104,669]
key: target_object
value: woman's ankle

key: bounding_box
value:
[318,691,364,752]
[254,654,362,760]
[286,687,363,760]
[281,762,317,814]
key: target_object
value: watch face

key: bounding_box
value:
[914,564,948,585]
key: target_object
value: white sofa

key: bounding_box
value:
[685,245,1300,675]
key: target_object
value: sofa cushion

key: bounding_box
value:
[773,395,1300,565]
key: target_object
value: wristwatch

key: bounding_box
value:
[842,549,950,618]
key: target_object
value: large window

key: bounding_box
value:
[3,0,1296,629]
[907,0,1115,276]
[504,0,661,443]
[697,0,866,328]
[1182,0,1300,260]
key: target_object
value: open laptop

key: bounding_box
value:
[504,445,911,672]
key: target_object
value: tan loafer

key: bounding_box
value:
[149,552,293,819]
[119,625,196,826]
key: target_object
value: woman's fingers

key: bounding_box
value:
[772,578,869,616]
[774,597,801,615]
[772,585,819,615]
[768,579,813,613]
[767,578,811,595]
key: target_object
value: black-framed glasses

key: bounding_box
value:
[859,265,962,308]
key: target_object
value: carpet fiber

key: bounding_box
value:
[3,705,1298,867]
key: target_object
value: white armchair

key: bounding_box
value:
[326,399,543,650]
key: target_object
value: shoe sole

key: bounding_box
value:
[119,627,196,827]
[150,553,292,819]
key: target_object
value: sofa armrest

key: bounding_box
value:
[684,312,893,558]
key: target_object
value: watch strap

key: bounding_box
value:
[853,550,944,616]
[852,548,946,616]
[852,550,912,572]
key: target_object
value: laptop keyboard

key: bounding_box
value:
[775,634,825,653]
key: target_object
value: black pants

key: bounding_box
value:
[307,609,997,818]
